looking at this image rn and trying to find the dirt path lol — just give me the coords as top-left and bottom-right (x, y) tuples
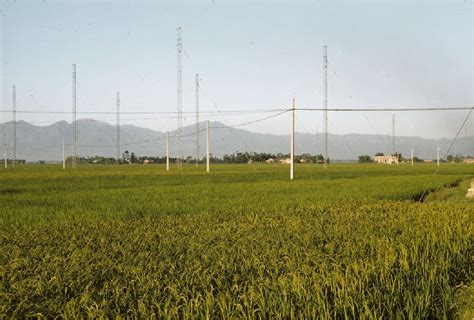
(466, 179), (474, 198)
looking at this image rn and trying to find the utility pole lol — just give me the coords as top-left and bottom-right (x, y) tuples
(323, 45), (328, 165)
(206, 120), (210, 173)
(166, 131), (170, 171)
(116, 91), (120, 164)
(3, 144), (7, 169)
(195, 73), (199, 167)
(290, 98), (295, 180)
(411, 148), (414, 166)
(12, 85), (16, 168)
(62, 139), (66, 169)
(437, 146), (440, 166)
(176, 27), (183, 170)
(72, 64), (77, 168)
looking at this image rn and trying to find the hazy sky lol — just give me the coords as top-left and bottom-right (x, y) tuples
(1, 0), (473, 139)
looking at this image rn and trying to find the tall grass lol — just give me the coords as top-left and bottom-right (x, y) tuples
(0, 164), (473, 318)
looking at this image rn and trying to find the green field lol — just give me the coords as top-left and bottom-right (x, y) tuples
(1, 164), (473, 318)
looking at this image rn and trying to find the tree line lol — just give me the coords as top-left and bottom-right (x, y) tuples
(69, 151), (328, 164)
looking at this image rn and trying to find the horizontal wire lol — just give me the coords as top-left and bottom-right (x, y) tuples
(1, 106), (472, 116)
(21, 144), (62, 151)
(7, 110), (285, 126)
(5, 107), (473, 150)
(12, 111), (288, 149)
(297, 107), (473, 112)
(76, 111), (288, 147)
(0, 108), (286, 115)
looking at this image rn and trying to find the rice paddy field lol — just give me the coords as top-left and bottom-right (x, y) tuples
(1, 163), (473, 319)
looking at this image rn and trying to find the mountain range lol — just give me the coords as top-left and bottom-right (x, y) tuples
(1, 120), (472, 161)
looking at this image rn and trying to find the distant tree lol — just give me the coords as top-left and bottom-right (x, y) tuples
(447, 154), (463, 163)
(358, 155), (373, 163)
(375, 152), (384, 156)
(122, 151), (130, 163)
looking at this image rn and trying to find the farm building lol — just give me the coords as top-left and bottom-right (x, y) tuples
(279, 158), (292, 164)
(463, 158), (474, 164)
(265, 158), (275, 163)
(374, 155), (399, 165)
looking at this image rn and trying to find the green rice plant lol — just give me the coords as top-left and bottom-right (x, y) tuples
(0, 164), (473, 318)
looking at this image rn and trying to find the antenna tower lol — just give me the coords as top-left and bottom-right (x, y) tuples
(12, 85), (16, 168)
(195, 73), (200, 166)
(177, 27), (183, 169)
(116, 91), (120, 163)
(72, 64), (77, 168)
(323, 45), (328, 164)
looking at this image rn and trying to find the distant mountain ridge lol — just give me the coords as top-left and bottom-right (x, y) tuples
(0, 120), (472, 161)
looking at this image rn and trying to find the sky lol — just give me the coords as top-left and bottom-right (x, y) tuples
(0, 0), (473, 140)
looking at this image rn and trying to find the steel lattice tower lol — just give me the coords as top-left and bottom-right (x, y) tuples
(12, 85), (16, 168)
(72, 64), (77, 168)
(195, 73), (199, 166)
(177, 27), (183, 169)
(116, 91), (120, 162)
(323, 46), (328, 164)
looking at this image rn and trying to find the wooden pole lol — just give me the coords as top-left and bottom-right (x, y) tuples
(166, 131), (170, 171)
(206, 120), (210, 173)
(62, 139), (66, 169)
(437, 147), (440, 166)
(291, 98), (295, 180)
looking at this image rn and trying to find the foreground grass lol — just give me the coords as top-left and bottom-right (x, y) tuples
(0, 163), (473, 318)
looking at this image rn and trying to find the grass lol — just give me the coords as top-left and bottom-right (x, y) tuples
(0, 163), (473, 318)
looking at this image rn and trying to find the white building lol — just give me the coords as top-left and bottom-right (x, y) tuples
(279, 158), (292, 164)
(374, 155), (399, 165)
